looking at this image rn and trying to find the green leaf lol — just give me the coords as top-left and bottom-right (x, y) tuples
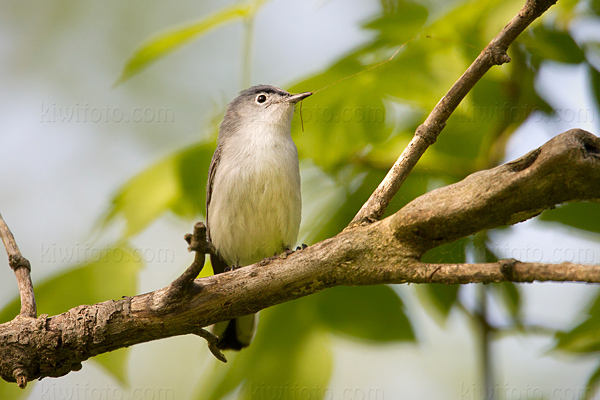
(116, 4), (250, 84)
(104, 142), (214, 237)
(305, 166), (429, 244)
(421, 237), (468, 264)
(307, 168), (385, 243)
(200, 298), (333, 400)
(589, 291), (600, 318)
(586, 362), (600, 398)
(0, 380), (29, 400)
(556, 316), (600, 353)
(94, 349), (130, 387)
(363, 0), (429, 44)
(0, 245), (143, 384)
(314, 285), (414, 342)
(419, 284), (460, 320)
(591, 0), (600, 15)
(590, 65), (600, 114)
(518, 24), (585, 68)
(292, 69), (390, 171)
(539, 202), (600, 234)
(491, 282), (521, 318)
(556, 291), (600, 353)
(419, 238), (468, 319)
(198, 256), (214, 278)
(290, 0), (548, 184)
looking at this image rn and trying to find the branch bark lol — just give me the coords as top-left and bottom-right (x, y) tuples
(0, 128), (598, 385)
(349, 0), (558, 227)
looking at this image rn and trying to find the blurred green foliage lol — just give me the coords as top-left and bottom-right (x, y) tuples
(116, 2), (266, 85)
(104, 142), (214, 237)
(540, 202), (600, 234)
(197, 285), (413, 400)
(3, 0), (600, 397)
(199, 298), (333, 400)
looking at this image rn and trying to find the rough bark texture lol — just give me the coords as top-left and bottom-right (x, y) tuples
(1, 128), (599, 385)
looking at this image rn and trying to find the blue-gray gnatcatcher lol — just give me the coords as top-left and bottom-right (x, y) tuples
(206, 84), (312, 350)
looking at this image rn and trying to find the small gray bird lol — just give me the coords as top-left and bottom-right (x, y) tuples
(206, 84), (312, 350)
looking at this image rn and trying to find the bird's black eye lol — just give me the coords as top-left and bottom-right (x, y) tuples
(256, 94), (267, 104)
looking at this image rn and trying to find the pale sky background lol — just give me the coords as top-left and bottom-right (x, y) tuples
(1, 0), (600, 399)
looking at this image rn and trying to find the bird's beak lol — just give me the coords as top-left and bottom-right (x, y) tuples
(286, 91), (312, 104)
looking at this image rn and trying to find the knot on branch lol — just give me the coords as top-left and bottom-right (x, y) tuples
(13, 368), (27, 389)
(484, 45), (511, 65)
(505, 148), (541, 172)
(522, 0), (557, 19)
(500, 259), (519, 281)
(580, 133), (600, 160)
(8, 254), (30, 272)
(486, 47), (511, 66)
(184, 221), (214, 254)
(415, 122), (443, 146)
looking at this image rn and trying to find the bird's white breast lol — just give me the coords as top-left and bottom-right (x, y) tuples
(208, 124), (301, 267)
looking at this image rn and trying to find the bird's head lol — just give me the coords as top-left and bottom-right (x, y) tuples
(220, 85), (312, 135)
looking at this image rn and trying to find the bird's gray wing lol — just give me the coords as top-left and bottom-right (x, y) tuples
(205, 143), (221, 233)
(206, 144), (229, 274)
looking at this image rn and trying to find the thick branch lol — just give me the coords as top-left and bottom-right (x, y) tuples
(349, 0), (558, 226)
(391, 129), (600, 254)
(0, 128), (598, 385)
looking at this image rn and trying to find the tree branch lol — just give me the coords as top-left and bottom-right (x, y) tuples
(422, 260), (600, 284)
(349, 0), (558, 227)
(0, 213), (36, 320)
(0, 128), (598, 385)
(0, 213), (36, 388)
(391, 129), (600, 253)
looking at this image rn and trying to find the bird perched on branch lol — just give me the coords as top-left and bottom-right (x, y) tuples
(206, 84), (312, 350)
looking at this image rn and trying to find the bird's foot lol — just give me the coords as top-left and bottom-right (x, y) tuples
(224, 265), (237, 272)
(279, 244), (307, 260)
(279, 248), (294, 259)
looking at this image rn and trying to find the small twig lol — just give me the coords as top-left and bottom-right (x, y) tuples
(0, 212), (36, 389)
(0, 213), (36, 319)
(477, 285), (495, 400)
(348, 0), (558, 227)
(195, 327), (227, 363)
(170, 222), (213, 291)
(419, 260), (600, 284)
(427, 265), (442, 282)
(164, 222), (228, 363)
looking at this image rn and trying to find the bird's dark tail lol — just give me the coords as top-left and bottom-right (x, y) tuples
(210, 252), (229, 275)
(210, 252), (257, 350)
(213, 314), (257, 350)
(215, 319), (247, 350)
